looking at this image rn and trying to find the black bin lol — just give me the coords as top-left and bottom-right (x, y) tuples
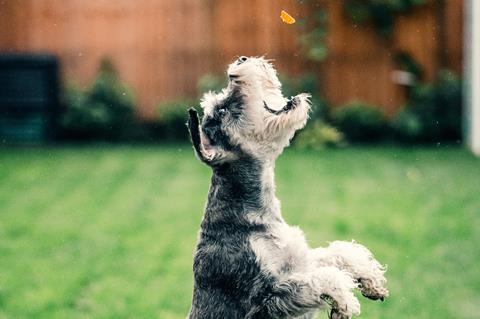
(0, 54), (60, 144)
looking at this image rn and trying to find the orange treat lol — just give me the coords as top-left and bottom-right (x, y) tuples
(280, 10), (296, 24)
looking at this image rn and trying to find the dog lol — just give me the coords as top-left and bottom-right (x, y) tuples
(187, 56), (388, 319)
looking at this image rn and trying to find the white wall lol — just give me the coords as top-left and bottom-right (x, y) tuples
(465, 0), (480, 156)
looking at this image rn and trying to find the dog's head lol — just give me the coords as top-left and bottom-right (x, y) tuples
(188, 56), (310, 166)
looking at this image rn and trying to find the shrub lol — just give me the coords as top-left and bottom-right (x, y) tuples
(156, 98), (197, 141)
(331, 102), (387, 143)
(392, 71), (462, 142)
(295, 120), (345, 150)
(61, 58), (136, 141)
(391, 108), (422, 142)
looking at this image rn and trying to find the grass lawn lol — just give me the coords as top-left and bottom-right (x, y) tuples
(0, 145), (479, 319)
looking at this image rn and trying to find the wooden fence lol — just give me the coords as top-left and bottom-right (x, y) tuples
(0, 0), (463, 118)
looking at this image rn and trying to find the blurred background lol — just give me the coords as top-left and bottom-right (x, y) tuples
(0, 1), (479, 318)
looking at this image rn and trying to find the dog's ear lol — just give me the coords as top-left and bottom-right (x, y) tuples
(187, 108), (235, 166)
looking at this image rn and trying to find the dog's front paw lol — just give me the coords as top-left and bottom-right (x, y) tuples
(323, 241), (389, 302)
(358, 277), (389, 301)
(315, 267), (361, 319)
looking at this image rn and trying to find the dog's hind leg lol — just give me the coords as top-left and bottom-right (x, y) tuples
(311, 241), (388, 301)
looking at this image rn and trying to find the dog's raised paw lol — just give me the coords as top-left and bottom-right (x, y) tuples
(358, 277), (389, 301)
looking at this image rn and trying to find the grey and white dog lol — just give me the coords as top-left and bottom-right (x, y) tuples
(187, 56), (388, 319)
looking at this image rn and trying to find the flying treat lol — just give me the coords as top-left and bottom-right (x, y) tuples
(280, 10), (296, 24)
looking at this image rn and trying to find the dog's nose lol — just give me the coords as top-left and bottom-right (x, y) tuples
(237, 56), (248, 64)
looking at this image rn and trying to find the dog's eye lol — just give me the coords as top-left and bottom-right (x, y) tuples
(217, 107), (227, 117)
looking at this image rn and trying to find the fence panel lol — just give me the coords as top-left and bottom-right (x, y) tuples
(0, 0), (463, 118)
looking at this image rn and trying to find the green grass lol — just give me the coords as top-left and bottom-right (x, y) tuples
(0, 145), (479, 319)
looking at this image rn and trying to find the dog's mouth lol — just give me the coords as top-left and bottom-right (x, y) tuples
(263, 96), (299, 115)
(228, 74), (245, 86)
(187, 108), (217, 163)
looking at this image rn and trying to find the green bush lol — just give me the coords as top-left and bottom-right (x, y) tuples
(295, 120), (345, 149)
(156, 99), (197, 141)
(331, 102), (387, 143)
(392, 71), (462, 142)
(391, 108), (422, 142)
(61, 58), (136, 141)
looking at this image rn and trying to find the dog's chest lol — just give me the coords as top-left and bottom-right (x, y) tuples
(250, 222), (311, 276)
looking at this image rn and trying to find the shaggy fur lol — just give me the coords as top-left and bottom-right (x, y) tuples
(187, 56), (388, 319)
